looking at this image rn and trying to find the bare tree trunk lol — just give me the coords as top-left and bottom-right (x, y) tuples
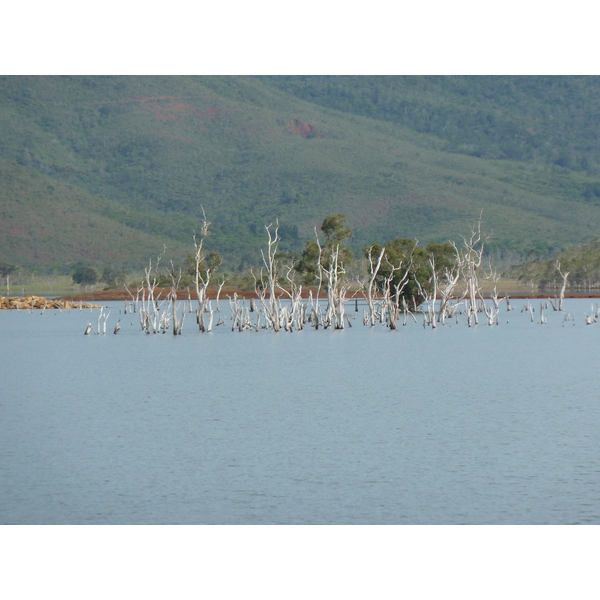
(167, 260), (183, 335)
(192, 210), (219, 332)
(362, 248), (412, 330)
(253, 222), (283, 331)
(320, 243), (350, 329)
(278, 263), (304, 330)
(362, 245), (386, 327)
(457, 214), (487, 327)
(485, 267), (501, 309)
(556, 261), (570, 312)
(414, 257), (437, 329)
(139, 253), (166, 333)
(437, 247), (461, 325)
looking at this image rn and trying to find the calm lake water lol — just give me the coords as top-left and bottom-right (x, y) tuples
(1, 298), (599, 524)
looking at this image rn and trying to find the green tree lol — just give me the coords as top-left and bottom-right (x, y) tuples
(320, 214), (352, 244)
(295, 214), (353, 285)
(100, 266), (128, 288)
(72, 266), (98, 286)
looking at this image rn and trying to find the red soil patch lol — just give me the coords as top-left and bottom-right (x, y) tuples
(286, 118), (318, 138)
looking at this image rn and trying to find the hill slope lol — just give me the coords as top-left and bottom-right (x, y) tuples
(2, 75), (600, 271)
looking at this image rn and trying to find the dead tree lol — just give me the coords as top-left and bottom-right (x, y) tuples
(555, 261), (570, 312)
(539, 302), (547, 325)
(139, 252), (167, 334)
(402, 296), (418, 326)
(320, 241), (351, 329)
(480, 300), (499, 326)
(362, 245), (386, 327)
(278, 262), (305, 331)
(362, 243), (413, 330)
(229, 294), (258, 332)
(167, 260), (185, 335)
(457, 215), (487, 327)
(303, 228), (352, 330)
(380, 258), (411, 330)
(436, 246), (461, 325)
(485, 266), (501, 309)
(307, 289), (323, 329)
(215, 279), (225, 313)
(415, 256), (437, 329)
(95, 307), (111, 334)
(307, 233), (325, 328)
(192, 211), (219, 332)
(253, 222), (283, 331)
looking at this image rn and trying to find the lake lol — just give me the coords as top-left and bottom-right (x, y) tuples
(1, 297), (599, 524)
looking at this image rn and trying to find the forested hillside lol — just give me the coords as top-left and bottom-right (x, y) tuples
(2, 75), (600, 273)
(263, 76), (600, 169)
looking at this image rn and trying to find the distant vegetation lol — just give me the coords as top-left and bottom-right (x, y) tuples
(71, 266), (98, 286)
(506, 238), (600, 291)
(262, 76), (600, 170)
(3, 75), (600, 277)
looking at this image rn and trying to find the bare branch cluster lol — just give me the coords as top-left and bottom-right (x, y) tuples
(89, 211), (594, 336)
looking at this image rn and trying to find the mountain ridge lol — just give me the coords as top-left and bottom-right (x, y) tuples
(2, 75), (600, 272)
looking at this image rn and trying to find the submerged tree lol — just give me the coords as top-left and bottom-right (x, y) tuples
(189, 210), (221, 332)
(253, 222), (285, 331)
(454, 215), (488, 326)
(295, 214), (353, 287)
(554, 260), (570, 311)
(364, 238), (456, 309)
(295, 214), (354, 329)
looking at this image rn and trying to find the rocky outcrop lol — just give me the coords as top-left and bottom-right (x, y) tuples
(0, 295), (102, 310)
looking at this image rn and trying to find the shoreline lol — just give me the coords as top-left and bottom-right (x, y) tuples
(3, 289), (599, 309)
(53, 288), (600, 303)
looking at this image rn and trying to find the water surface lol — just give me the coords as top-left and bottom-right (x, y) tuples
(1, 299), (599, 524)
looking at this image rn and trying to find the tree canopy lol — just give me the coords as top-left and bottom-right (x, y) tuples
(100, 266), (128, 288)
(72, 266), (98, 286)
(0, 262), (17, 278)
